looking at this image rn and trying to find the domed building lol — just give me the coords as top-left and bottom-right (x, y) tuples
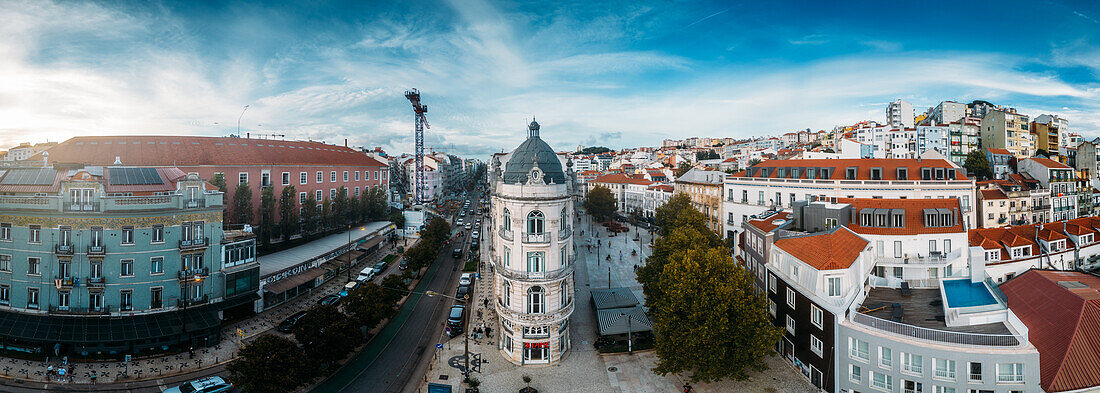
(488, 119), (575, 365)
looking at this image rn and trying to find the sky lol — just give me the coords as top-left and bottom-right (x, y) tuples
(1, 0), (1099, 159)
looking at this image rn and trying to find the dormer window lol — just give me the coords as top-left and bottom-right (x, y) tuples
(860, 213), (872, 227)
(921, 168), (932, 180)
(791, 168), (800, 178)
(986, 250), (1000, 261)
(870, 168), (882, 180)
(892, 213), (904, 227)
(806, 168), (816, 179)
(897, 167), (908, 180)
(935, 168), (945, 180)
(820, 168), (832, 179)
(846, 167), (858, 180)
(948, 170), (957, 180)
(777, 168), (786, 178)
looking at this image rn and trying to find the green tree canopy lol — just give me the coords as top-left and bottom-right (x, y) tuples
(389, 210), (406, 228)
(232, 182), (254, 225)
(695, 150), (719, 160)
(226, 334), (318, 393)
(259, 186), (276, 245)
(279, 185), (299, 240)
(344, 282), (399, 329)
(333, 187), (349, 226)
(650, 246), (783, 383)
(674, 162), (693, 177)
(210, 173), (227, 194)
(577, 146), (611, 154)
(583, 185), (618, 222)
(301, 195), (318, 235)
(292, 304), (363, 366)
(963, 149), (994, 180)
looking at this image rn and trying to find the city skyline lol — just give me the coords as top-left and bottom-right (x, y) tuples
(2, 0), (1099, 158)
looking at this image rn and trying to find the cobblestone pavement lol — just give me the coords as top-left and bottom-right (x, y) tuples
(0, 237), (413, 388)
(604, 350), (816, 393)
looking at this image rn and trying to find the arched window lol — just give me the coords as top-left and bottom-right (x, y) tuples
(502, 281), (511, 307)
(527, 252), (544, 273)
(527, 286), (545, 314)
(527, 210), (544, 234)
(503, 246), (511, 268)
(561, 207), (568, 230)
(502, 208), (511, 231)
(560, 281), (570, 306)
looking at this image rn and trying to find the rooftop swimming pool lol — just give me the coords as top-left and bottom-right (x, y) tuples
(942, 279), (998, 308)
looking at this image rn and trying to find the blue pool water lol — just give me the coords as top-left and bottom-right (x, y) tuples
(942, 279), (998, 308)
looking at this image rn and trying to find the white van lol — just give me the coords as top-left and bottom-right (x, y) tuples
(356, 266), (375, 283)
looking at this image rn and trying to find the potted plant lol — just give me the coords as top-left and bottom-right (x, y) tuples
(519, 375), (537, 393)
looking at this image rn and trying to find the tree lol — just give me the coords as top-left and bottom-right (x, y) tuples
(344, 282), (398, 329)
(279, 186), (299, 240)
(227, 334), (318, 393)
(695, 150), (719, 160)
(649, 245), (783, 383)
(963, 150), (994, 180)
(577, 146), (611, 154)
(293, 304), (364, 366)
(674, 162), (692, 178)
(583, 185), (618, 222)
(333, 187), (349, 226)
(210, 173), (227, 194)
(232, 182), (254, 225)
(321, 197), (332, 229)
(639, 194), (723, 310)
(259, 186), (276, 245)
(301, 195), (319, 235)
(747, 158), (762, 167)
(389, 210), (406, 229)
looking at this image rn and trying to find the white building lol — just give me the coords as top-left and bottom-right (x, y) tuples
(488, 120), (575, 365)
(927, 100), (966, 125)
(887, 99), (915, 129)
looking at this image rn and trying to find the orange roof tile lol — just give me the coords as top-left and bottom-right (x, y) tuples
(774, 227), (868, 271)
(1026, 157), (1072, 169)
(39, 136), (387, 168)
(980, 189), (1008, 200)
(987, 148), (1012, 155)
(746, 211), (792, 233)
(838, 198), (965, 236)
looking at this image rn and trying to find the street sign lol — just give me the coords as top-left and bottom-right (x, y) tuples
(236, 328), (245, 337)
(124, 355), (131, 362)
(436, 343), (443, 349)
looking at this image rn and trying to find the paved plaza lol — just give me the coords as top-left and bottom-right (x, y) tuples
(417, 216), (813, 393)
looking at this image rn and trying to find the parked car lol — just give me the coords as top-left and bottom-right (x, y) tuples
(399, 259), (408, 270)
(318, 294), (341, 306)
(465, 223), (472, 230)
(471, 231), (479, 239)
(339, 281), (358, 297)
(356, 266), (375, 283)
(452, 248), (463, 258)
(456, 285), (471, 301)
(459, 272), (474, 286)
(163, 376), (233, 393)
(470, 238), (479, 248)
(372, 261), (387, 274)
(446, 305), (466, 337)
(277, 311), (309, 333)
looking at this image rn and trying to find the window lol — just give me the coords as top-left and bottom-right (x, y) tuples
(894, 240), (903, 258)
(90, 292), (102, 311)
(785, 315), (795, 334)
(343, 171), (349, 181)
(316, 171), (323, 183)
(27, 257), (39, 275)
(354, 187), (360, 196)
(758, 191), (765, 205)
(810, 335), (823, 357)
(121, 290), (133, 311)
(0, 255), (8, 272)
(299, 192), (307, 205)
(501, 281), (511, 307)
(897, 167), (908, 180)
(811, 305), (823, 328)
(846, 167), (857, 180)
(28, 225), (40, 243)
(786, 288), (796, 308)
(527, 286), (545, 314)
(330, 171), (336, 182)
(997, 363), (1024, 384)
(315, 190), (322, 201)
(527, 210), (545, 234)
(0, 223), (9, 240)
(0, 285), (8, 304)
(934, 387), (955, 393)
(870, 371), (892, 391)
(903, 380), (924, 393)
(282, 172), (290, 185)
(239, 172), (248, 185)
(969, 362), (982, 382)
(151, 287), (163, 309)
(560, 281), (570, 306)
(769, 273), (777, 292)
(121, 227), (134, 245)
(827, 276), (841, 296)
(261, 172), (271, 187)
(850, 364), (863, 383)
(301, 172), (308, 185)
(526, 252), (544, 273)
(934, 358), (956, 381)
(902, 352), (923, 375)
(150, 257), (163, 274)
(354, 171), (360, 181)
(120, 259), (134, 277)
(330, 189), (336, 199)
(26, 288), (39, 309)
(880, 347), (892, 369)
(768, 299), (776, 316)
(365, 170), (371, 181)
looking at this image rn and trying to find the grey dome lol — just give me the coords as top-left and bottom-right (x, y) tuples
(502, 122), (565, 185)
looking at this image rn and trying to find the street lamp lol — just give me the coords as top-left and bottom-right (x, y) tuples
(619, 311), (632, 353)
(425, 290), (473, 383)
(237, 105), (250, 137)
(346, 224), (353, 281)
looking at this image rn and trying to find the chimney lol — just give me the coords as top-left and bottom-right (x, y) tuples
(246, 132), (250, 139)
(114, 156), (122, 165)
(345, 139), (348, 147)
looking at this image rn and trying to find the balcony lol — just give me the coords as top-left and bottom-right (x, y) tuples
(55, 244), (74, 256)
(63, 203), (100, 212)
(54, 276), (75, 288)
(184, 199), (206, 209)
(493, 258), (574, 281)
(1031, 204), (1050, 211)
(499, 228), (514, 241)
(878, 249), (963, 266)
(496, 298), (574, 326)
(558, 226), (571, 240)
(85, 277), (105, 289)
(177, 267), (209, 281)
(177, 295), (210, 308)
(49, 305), (110, 315)
(87, 245), (106, 256)
(522, 232), (550, 244)
(178, 237), (209, 250)
(0, 195), (59, 211)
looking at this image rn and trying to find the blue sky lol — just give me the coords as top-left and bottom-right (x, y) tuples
(1, 0), (1098, 158)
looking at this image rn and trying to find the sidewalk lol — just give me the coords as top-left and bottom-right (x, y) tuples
(0, 237), (410, 390)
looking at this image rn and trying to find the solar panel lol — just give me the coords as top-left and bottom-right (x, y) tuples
(0, 168), (57, 185)
(108, 168), (164, 185)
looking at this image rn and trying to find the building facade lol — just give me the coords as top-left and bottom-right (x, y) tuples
(981, 109), (1032, 159)
(489, 120), (575, 365)
(675, 168), (725, 236)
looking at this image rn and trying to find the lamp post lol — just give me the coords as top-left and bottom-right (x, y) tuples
(346, 224), (353, 281)
(425, 290), (472, 382)
(619, 311), (632, 353)
(237, 105), (250, 137)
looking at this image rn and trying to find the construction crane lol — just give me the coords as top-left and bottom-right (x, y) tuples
(405, 89), (429, 204)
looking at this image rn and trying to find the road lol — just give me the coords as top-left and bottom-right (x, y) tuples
(316, 190), (482, 393)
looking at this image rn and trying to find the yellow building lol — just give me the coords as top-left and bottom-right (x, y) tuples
(673, 168), (724, 234)
(981, 109), (1032, 159)
(1030, 121), (1060, 155)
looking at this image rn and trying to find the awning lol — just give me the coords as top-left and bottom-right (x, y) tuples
(597, 306), (653, 336)
(357, 236), (384, 250)
(262, 269), (325, 294)
(591, 287), (640, 310)
(0, 306), (219, 344)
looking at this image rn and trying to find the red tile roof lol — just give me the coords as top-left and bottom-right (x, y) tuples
(39, 136), (387, 167)
(590, 173), (652, 185)
(987, 148), (1012, 155)
(746, 211), (792, 233)
(738, 158), (968, 180)
(1001, 270), (1100, 392)
(838, 198), (965, 236)
(1026, 157), (1072, 169)
(774, 227), (868, 270)
(980, 189), (1008, 200)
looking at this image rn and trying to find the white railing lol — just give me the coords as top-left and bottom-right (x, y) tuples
(523, 232), (550, 244)
(492, 257), (573, 281)
(499, 228), (514, 241)
(850, 312), (1023, 347)
(497, 299), (574, 325)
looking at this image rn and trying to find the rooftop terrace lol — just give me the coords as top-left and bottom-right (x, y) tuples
(853, 287), (1023, 347)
